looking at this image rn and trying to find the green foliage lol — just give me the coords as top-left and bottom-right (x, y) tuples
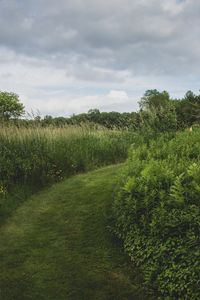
(0, 165), (150, 300)
(0, 91), (24, 120)
(0, 125), (137, 220)
(41, 110), (142, 130)
(112, 130), (200, 299)
(138, 89), (177, 133)
(175, 91), (200, 128)
(2, 88), (200, 134)
(0, 127), (135, 191)
(139, 89), (170, 111)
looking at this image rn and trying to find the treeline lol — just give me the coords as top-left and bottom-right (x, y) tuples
(26, 89), (200, 131)
(1, 89), (200, 132)
(41, 110), (140, 129)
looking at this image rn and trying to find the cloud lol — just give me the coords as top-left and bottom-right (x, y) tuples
(0, 0), (199, 115)
(26, 90), (135, 117)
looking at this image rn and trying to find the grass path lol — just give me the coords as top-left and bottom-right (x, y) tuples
(0, 165), (149, 300)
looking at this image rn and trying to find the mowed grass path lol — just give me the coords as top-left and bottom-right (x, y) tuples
(0, 165), (149, 300)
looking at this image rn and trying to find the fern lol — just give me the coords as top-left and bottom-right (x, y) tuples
(170, 174), (185, 205)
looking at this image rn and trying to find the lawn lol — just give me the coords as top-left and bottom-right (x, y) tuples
(0, 164), (149, 300)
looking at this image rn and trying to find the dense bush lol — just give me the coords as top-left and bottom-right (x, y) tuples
(112, 130), (200, 299)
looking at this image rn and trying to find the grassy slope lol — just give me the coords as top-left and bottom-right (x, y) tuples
(0, 165), (149, 300)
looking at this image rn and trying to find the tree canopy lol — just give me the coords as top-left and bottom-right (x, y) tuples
(138, 89), (170, 112)
(0, 91), (24, 120)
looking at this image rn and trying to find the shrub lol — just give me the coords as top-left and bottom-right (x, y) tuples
(112, 130), (200, 299)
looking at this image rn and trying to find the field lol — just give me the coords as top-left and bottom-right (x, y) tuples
(0, 125), (137, 223)
(0, 124), (200, 299)
(1, 0), (199, 297)
(0, 165), (150, 300)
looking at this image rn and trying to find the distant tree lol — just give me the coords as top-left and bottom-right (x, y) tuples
(138, 89), (177, 132)
(87, 109), (101, 123)
(175, 91), (200, 128)
(139, 89), (170, 112)
(0, 91), (24, 120)
(70, 113), (89, 125)
(88, 109), (100, 115)
(42, 115), (53, 126)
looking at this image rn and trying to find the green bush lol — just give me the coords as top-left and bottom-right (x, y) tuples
(112, 130), (200, 299)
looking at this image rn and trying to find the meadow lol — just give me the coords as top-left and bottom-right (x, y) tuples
(0, 124), (151, 300)
(0, 165), (150, 300)
(0, 124), (137, 222)
(1, 120), (200, 299)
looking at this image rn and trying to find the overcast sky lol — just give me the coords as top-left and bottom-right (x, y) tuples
(0, 0), (199, 116)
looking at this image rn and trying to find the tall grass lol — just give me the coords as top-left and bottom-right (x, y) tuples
(0, 124), (137, 222)
(0, 124), (136, 195)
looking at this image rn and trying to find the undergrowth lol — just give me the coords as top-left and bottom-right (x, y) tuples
(112, 130), (200, 299)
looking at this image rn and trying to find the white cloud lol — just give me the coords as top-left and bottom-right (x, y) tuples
(28, 90), (135, 117)
(161, 0), (187, 15)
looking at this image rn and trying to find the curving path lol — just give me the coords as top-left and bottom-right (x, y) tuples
(0, 165), (149, 300)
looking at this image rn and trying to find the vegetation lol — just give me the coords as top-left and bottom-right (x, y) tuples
(112, 130), (200, 299)
(1, 88), (200, 299)
(10, 89), (200, 133)
(0, 165), (150, 300)
(0, 91), (24, 120)
(0, 125), (137, 222)
(138, 89), (177, 132)
(0, 125), (136, 190)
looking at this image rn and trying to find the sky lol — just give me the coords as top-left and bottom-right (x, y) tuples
(0, 0), (200, 117)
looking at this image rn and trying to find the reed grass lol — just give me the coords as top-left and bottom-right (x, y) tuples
(0, 124), (136, 194)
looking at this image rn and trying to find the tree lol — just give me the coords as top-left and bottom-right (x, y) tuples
(175, 91), (200, 128)
(139, 89), (170, 112)
(0, 91), (24, 120)
(138, 89), (177, 132)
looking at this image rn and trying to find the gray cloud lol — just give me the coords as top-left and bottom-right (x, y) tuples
(0, 0), (199, 115)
